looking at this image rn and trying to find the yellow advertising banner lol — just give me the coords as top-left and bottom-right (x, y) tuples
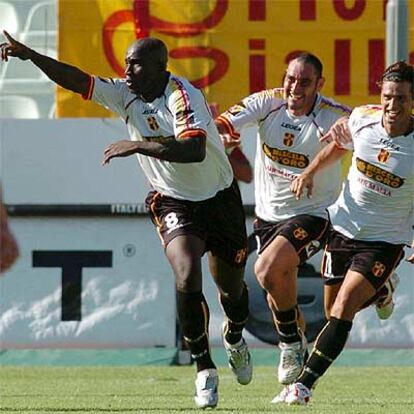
(57, 0), (414, 118)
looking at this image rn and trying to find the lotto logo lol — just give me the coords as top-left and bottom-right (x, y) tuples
(372, 261), (386, 277)
(293, 227), (308, 240)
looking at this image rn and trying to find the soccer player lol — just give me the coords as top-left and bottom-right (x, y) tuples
(0, 31), (252, 409)
(285, 61), (414, 405)
(215, 53), (351, 398)
(0, 187), (19, 273)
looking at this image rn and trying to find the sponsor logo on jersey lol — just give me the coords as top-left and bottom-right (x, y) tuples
(377, 148), (390, 163)
(293, 227), (308, 240)
(227, 101), (246, 116)
(263, 143), (309, 168)
(372, 261), (386, 277)
(146, 116), (160, 131)
(281, 122), (302, 131)
(283, 132), (295, 147)
(356, 157), (404, 188)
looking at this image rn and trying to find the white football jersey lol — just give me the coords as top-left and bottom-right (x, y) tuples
(217, 89), (351, 221)
(329, 106), (414, 245)
(85, 75), (233, 201)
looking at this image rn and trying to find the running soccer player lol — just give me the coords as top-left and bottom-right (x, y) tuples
(285, 60), (414, 405)
(215, 53), (351, 399)
(0, 32), (252, 409)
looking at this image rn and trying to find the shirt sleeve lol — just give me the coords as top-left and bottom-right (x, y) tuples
(216, 89), (278, 138)
(167, 79), (208, 141)
(83, 76), (128, 118)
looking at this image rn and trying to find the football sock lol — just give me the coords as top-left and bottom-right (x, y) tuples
(220, 282), (249, 345)
(176, 290), (216, 372)
(272, 305), (302, 344)
(298, 317), (352, 389)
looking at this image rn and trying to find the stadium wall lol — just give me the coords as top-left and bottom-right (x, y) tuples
(1, 119), (413, 349)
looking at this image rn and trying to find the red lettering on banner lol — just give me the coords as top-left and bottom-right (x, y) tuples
(249, 56), (266, 93)
(102, 10), (137, 77)
(368, 39), (384, 95)
(333, 0), (366, 20)
(133, 0), (228, 37)
(169, 47), (229, 88)
(249, 0), (266, 21)
(335, 40), (350, 95)
(102, 1), (229, 79)
(300, 0), (316, 20)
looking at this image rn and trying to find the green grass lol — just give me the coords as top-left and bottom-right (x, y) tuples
(0, 366), (413, 414)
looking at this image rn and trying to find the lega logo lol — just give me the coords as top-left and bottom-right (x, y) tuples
(372, 261), (386, 277)
(377, 148), (390, 163)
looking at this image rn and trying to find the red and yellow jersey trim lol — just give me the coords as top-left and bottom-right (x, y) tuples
(215, 115), (240, 139)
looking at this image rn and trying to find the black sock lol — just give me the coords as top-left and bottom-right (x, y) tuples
(176, 290), (216, 372)
(220, 283), (249, 345)
(298, 317), (352, 389)
(273, 305), (301, 344)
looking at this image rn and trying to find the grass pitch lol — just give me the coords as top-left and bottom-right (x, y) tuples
(1, 365), (413, 414)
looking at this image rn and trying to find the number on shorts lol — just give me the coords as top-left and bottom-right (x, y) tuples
(164, 212), (179, 229)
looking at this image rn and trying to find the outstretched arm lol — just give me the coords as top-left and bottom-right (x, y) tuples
(290, 142), (348, 200)
(1, 30), (90, 95)
(102, 136), (206, 165)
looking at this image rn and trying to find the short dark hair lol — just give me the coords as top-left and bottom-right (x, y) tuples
(135, 37), (168, 70)
(291, 53), (323, 78)
(377, 61), (414, 95)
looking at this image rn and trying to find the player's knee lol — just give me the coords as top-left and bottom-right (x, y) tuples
(255, 258), (277, 292)
(330, 292), (358, 320)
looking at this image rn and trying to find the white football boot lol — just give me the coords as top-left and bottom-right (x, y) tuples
(278, 333), (308, 385)
(271, 386), (289, 403)
(194, 368), (219, 409)
(375, 273), (400, 320)
(222, 322), (253, 385)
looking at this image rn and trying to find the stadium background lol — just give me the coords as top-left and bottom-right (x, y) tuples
(0, 0), (413, 356)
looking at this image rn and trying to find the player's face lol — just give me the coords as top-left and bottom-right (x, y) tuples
(284, 60), (324, 116)
(124, 46), (161, 97)
(381, 81), (413, 135)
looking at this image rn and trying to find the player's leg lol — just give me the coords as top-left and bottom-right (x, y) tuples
(285, 240), (405, 405)
(207, 180), (251, 385)
(146, 191), (217, 408)
(255, 235), (307, 386)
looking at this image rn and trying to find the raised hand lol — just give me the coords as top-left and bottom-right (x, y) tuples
(320, 116), (351, 146)
(0, 30), (33, 62)
(102, 140), (139, 165)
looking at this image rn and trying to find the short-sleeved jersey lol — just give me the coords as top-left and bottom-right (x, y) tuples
(85, 75), (233, 201)
(216, 89), (351, 221)
(329, 106), (414, 245)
